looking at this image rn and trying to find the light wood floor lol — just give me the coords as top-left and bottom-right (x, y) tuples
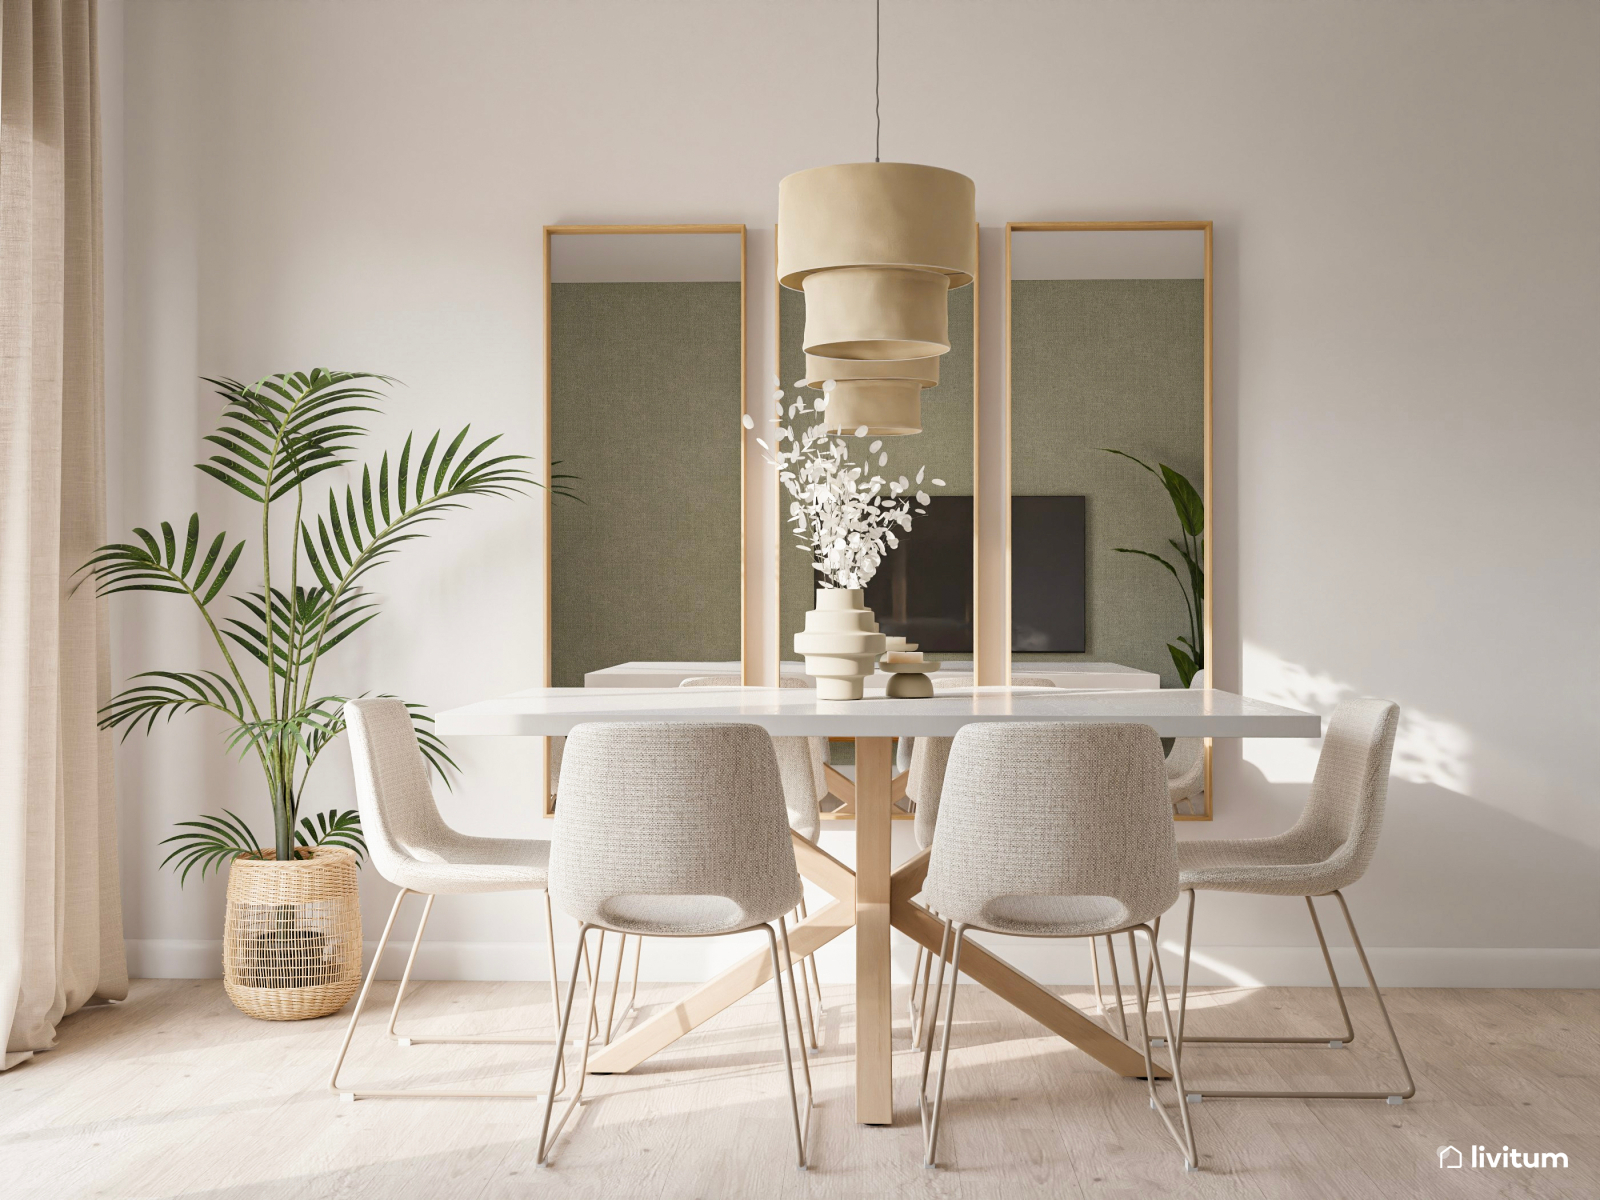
(3, 977), (1595, 1199)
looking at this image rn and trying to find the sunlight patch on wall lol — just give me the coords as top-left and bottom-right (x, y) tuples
(1242, 643), (1472, 795)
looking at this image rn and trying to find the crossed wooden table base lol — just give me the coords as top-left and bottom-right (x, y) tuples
(585, 738), (1154, 1125)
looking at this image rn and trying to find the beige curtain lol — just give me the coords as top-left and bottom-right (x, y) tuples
(0, 0), (126, 1070)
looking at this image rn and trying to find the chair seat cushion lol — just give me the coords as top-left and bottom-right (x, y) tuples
(387, 835), (551, 895)
(598, 893), (750, 936)
(973, 893), (1135, 938)
(1177, 836), (1344, 896)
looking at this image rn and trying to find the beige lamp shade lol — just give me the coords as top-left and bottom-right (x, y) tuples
(778, 162), (976, 360)
(806, 354), (939, 436)
(818, 379), (924, 437)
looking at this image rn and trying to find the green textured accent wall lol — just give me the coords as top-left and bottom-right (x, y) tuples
(1011, 278), (1204, 687)
(777, 286), (975, 660)
(550, 282), (742, 687)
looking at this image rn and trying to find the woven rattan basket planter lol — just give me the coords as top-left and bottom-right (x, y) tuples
(223, 846), (362, 1021)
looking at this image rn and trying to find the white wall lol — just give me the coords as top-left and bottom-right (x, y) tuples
(104, 0), (1599, 987)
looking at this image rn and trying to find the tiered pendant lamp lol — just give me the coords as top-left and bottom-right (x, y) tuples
(778, 161), (975, 435)
(806, 353), (939, 437)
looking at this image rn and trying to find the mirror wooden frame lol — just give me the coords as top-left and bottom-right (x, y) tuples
(541, 224), (749, 816)
(1003, 220), (1213, 819)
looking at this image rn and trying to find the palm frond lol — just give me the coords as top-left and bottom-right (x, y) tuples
(159, 809), (262, 886)
(549, 459), (584, 503)
(299, 426), (535, 609)
(99, 670), (248, 738)
(198, 370), (393, 502)
(295, 807), (367, 861)
(75, 513), (245, 606)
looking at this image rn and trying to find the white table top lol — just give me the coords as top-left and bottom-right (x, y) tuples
(436, 685), (1320, 740)
(583, 660), (1161, 690)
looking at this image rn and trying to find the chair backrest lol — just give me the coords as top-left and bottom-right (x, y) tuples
(922, 722), (1177, 932)
(343, 698), (452, 885)
(1288, 698), (1400, 888)
(911, 677), (1056, 848)
(550, 722), (803, 931)
(680, 675), (825, 841)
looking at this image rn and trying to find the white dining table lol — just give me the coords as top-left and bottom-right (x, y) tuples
(436, 684), (1320, 1125)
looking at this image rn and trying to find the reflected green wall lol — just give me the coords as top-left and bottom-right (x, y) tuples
(777, 286), (975, 661)
(1011, 278), (1204, 687)
(550, 282), (741, 687)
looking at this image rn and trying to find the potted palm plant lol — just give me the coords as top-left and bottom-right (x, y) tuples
(81, 370), (570, 1019)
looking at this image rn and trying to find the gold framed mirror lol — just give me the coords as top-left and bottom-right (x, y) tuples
(1005, 221), (1213, 818)
(541, 224), (748, 815)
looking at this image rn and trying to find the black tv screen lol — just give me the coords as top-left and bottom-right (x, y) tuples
(1011, 495), (1087, 653)
(863, 495), (1085, 653)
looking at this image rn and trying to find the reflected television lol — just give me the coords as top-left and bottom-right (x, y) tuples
(863, 495), (1086, 653)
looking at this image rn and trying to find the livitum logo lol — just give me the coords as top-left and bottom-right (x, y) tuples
(1437, 1144), (1570, 1170)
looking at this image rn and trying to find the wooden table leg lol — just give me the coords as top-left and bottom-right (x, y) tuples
(586, 834), (856, 1074)
(854, 736), (894, 1124)
(889, 848), (1164, 1079)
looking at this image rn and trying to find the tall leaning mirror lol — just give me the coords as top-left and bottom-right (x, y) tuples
(543, 225), (747, 814)
(1006, 222), (1212, 817)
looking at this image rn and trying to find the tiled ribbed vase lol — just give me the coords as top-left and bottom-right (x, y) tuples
(793, 588), (887, 700)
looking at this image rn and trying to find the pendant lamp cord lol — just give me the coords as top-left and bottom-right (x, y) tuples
(874, 0), (881, 162)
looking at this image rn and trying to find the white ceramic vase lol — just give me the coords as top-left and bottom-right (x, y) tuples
(793, 588), (887, 700)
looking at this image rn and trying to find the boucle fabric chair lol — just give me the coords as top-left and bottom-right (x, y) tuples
(329, 698), (564, 1101)
(917, 722), (1198, 1171)
(680, 675), (825, 843)
(1170, 697), (1415, 1104)
(904, 676), (1055, 1040)
(537, 722), (813, 1168)
(1166, 670), (1208, 816)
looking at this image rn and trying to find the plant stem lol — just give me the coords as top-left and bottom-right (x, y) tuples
(260, 390), (290, 862)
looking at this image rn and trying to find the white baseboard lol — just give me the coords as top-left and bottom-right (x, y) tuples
(125, 937), (1600, 989)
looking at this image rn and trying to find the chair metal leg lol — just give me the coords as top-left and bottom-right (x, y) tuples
(538, 926), (601, 1165)
(919, 917), (952, 1058)
(797, 895), (824, 1028)
(625, 931), (643, 1015)
(916, 918), (953, 1098)
(329, 887), (409, 1097)
(330, 887), (557, 1100)
(920, 922), (966, 1169)
(784, 913), (820, 1053)
(384, 892), (433, 1040)
(1090, 934), (1107, 1015)
(1104, 932), (1130, 1041)
(1177, 889), (1417, 1102)
(909, 905), (940, 1044)
(908, 942), (927, 1039)
(541, 923), (818, 1169)
(601, 932), (627, 1045)
(1131, 927), (1199, 1169)
(773, 922), (813, 1169)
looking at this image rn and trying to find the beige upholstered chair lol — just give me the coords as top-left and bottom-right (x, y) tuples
(917, 722), (1199, 1170)
(904, 676), (1056, 1039)
(537, 722), (813, 1169)
(330, 698), (567, 1100)
(1170, 697), (1415, 1104)
(680, 675), (825, 843)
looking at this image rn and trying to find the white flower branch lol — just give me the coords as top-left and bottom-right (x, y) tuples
(746, 382), (945, 590)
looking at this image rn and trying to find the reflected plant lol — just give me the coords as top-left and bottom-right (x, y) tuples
(750, 383), (943, 589)
(77, 370), (571, 878)
(1102, 448), (1204, 685)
